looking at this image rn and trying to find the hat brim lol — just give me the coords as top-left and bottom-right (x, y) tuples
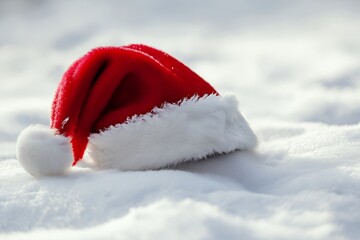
(87, 94), (258, 171)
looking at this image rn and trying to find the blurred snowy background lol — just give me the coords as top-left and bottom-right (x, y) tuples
(1, 0), (360, 239)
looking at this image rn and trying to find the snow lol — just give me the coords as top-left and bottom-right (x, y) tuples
(1, 0), (360, 239)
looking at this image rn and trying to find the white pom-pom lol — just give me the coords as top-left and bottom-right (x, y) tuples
(16, 124), (73, 177)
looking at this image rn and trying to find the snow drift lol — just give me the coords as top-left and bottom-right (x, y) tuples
(1, 0), (360, 239)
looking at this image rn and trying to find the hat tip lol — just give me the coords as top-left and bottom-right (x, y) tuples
(16, 124), (73, 177)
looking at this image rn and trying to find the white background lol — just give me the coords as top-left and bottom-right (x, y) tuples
(1, 0), (360, 239)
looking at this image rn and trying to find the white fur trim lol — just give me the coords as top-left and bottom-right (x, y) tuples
(88, 94), (258, 171)
(16, 125), (73, 177)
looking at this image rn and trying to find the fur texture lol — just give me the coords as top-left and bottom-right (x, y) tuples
(88, 94), (258, 171)
(16, 125), (73, 177)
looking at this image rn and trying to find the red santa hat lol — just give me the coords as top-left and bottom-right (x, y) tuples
(16, 44), (257, 177)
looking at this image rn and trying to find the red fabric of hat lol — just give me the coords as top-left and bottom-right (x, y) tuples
(51, 44), (217, 165)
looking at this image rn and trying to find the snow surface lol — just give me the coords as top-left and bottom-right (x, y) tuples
(1, 0), (360, 239)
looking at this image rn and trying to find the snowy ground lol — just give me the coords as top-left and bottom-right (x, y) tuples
(1, 0), (360, 239)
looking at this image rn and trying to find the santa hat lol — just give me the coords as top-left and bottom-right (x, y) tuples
(16, 44), (257, 177)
